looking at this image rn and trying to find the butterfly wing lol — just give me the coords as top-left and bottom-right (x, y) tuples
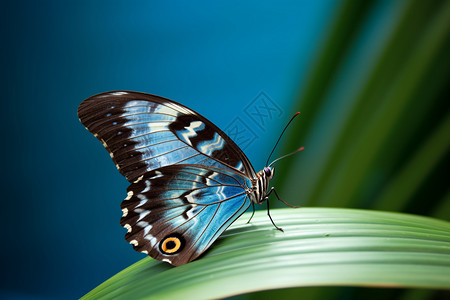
(77, 91), (256, 182)
(120, 164), (252, 266)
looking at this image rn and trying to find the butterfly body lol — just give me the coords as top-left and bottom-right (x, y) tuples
(250, 167), (275, 204)
(78, 91), (276, 266)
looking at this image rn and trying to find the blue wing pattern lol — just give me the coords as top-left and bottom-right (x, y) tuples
(120, 164), (252, 266)
(78, 91), (256, 182)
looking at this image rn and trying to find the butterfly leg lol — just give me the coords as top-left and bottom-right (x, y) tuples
(266, 187), (300, 208)
(246, 202), (255, 224)
(265, 195), (284, 232)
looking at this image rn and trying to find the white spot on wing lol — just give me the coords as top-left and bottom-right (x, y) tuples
(162, 258), (172, 264)
(111, 91), (128, 96)
(101, 139), (107, 148)
(185, 190), (197, 203)
(150, 174), (163, 179)
(205, 178), (216, 185)
(137, 221), (152, 235)
(130, 239), (138, 246)
(149, 170), (164, 180)
(141, 250), (148, 254)
(138, 211), (150, 221)
(186, 206), (198, 219)
(124, 224), (132, 233)
(181, 121), (204, 144)
(141, 180), (151, 193)
(137, 221), (149, 227)
(122, 208), (128, 217)
(144, 225), (152, 235)
(144, 235), (157, 247)
(137, 194), (148, 201)
(134, 175), (144, 183)
(136, 199), (148, 208)
(217, 186), (226, 200)
(125, 191), (134, 200)
(198, 132), (225, 155)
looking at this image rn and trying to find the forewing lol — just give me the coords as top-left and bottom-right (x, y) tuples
(120, 164), (252, 266)
(78, 91), (255, 182)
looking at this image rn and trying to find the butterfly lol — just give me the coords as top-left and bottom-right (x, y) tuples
(78, 91), (301, 266)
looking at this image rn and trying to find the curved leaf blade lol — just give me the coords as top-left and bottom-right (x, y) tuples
(83, 208), (450, 299)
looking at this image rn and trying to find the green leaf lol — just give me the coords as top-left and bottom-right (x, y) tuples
(82, 208), (450, 299)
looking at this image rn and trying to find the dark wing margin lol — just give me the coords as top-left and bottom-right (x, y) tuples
(78, 91), (256, 182)
(120, 164), (252, 266)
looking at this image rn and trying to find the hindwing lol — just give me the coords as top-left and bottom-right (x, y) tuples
(120, 164), (252, 266)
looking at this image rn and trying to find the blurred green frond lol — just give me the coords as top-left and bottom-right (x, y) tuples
(277, 0), (450, 218)
(266, 2), (450, 298)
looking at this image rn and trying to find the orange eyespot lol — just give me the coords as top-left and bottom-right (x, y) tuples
(161, 236), (183, 254)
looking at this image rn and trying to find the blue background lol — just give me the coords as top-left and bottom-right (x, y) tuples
(1, 1), (338, 298)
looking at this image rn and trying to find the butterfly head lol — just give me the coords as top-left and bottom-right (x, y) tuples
(263, 166), (274, 180)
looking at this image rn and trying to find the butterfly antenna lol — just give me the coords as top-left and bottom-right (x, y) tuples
(269, 147), (304, 167)
(265, 112), (301, 167)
